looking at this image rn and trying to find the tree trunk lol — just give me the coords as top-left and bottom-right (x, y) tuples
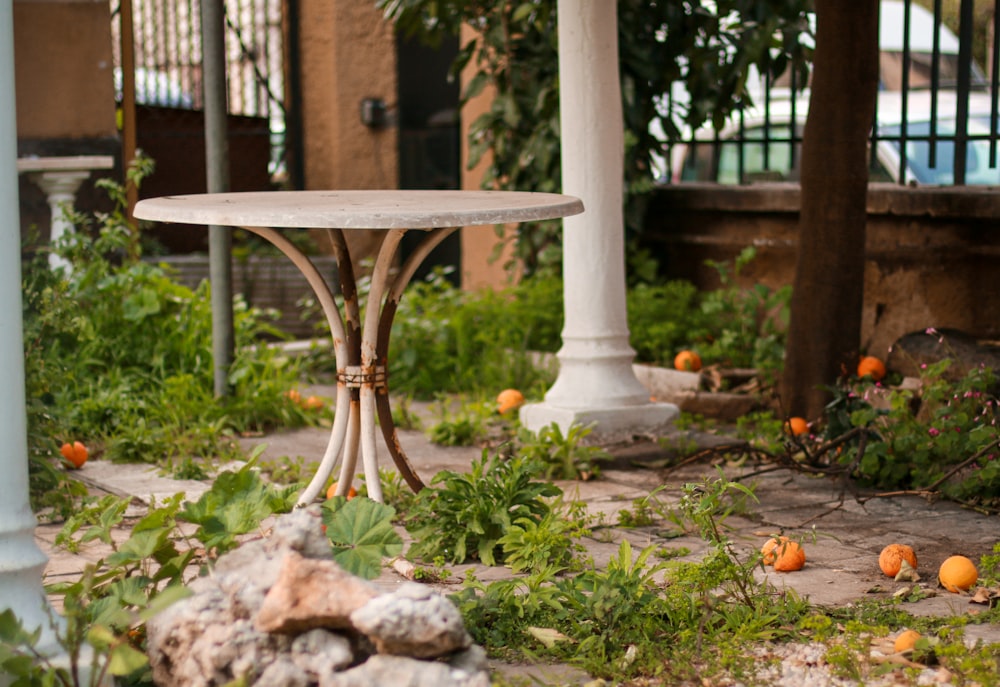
(780, 0), (880, 419)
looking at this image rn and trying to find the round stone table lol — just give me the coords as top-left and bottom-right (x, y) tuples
(133, 190), (584, 504)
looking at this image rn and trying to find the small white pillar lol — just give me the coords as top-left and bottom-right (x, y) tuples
(17, 156), (113, 270)
(520, 0), (677, 440)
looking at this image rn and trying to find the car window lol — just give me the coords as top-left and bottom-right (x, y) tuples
(681, 124), (896, 184)
(880, 120), (1000, 185)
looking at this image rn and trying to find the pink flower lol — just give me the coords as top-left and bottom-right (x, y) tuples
(928, 428), (941, 437)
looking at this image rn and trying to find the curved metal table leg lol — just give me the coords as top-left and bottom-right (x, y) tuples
(374, 227), (459, 492)
(238, 226), (353, 508)
(326, 228), (364, 499)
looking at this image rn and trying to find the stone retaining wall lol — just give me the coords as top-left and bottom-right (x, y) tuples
(643, 183), (1000, 357)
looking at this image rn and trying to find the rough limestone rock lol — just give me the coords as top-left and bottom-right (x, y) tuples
(887, 329), (1000, 383)
(147, 591), (293, 687)
(350, 582), (472, 658)
(323, 654), (490, 687)
(290, 630), (354, 676)
(255, 657), (312, 687)
(255, 550), (379, 633)
(146, 507), (489, 687)
(210, 507), (332, 618)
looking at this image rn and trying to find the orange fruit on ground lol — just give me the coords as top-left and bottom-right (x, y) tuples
(857, 356), (886, 381)
(285, 389), (302, 404)
(785, 417), (809, 436)
(496, 388), (526, 414)
(760, 536), (790, 566)
(302, 395), (325, 410)
(772, 540), (806, 572)
(674, 350), (702, 372)
(59, 441), (88, 469)
(894, 629), (922, 653)
(938, 555), (978, 593)
(326, 482), (358, 500)
(879, 543), (918, 577)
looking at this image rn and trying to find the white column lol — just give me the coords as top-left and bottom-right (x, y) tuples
(520, 0), (677, 440)
(1, 5), (103, 682)
(0, 0), (59, 651)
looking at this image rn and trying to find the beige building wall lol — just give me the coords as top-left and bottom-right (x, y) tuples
(14, 0), (117, 140)
(14, 0), (119, 243)
(458, 23), (518, 290)
(298, 1), (398, 257)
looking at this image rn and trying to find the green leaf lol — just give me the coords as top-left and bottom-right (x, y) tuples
(108, 642), (149, 676)
(122, 287), (162, 322)
(322, 498), (403, 579)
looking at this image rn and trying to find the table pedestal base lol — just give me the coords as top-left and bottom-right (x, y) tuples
(239, 224), (457, 505)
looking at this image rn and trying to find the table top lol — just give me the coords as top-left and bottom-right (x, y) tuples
(133, 190), (584, 229)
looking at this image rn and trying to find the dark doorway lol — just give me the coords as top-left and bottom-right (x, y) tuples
(396, 32), (462, 286)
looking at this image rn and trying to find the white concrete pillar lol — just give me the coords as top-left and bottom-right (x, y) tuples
(1, 5), (104, 682)
(0, 0), (60, 654)
(520, 0), (677, 440)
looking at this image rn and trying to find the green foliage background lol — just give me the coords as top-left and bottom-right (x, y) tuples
(377, 0), (813, 273)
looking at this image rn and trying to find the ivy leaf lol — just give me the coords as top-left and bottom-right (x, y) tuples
(321, 498), (403, 580)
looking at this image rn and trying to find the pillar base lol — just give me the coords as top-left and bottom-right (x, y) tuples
(520, 400), (679, 444)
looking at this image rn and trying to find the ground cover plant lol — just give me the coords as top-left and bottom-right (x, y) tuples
(1, 459), (402, 685)
(386, 247), (790, 401)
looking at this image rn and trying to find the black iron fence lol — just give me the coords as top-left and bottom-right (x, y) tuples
(668, 0), (1000, 187)
(110, 0), (286, 176)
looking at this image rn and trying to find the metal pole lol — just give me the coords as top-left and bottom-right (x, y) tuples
(120, 0), (138, 221)
(201, 0), (235, 397)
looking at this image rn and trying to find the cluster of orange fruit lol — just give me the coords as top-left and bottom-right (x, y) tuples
(760, 539), (981, 594)
(879, 544), (980, 655)
(285, 389), (325, 411)
(780, 356), (889, 439)
(878, 543), (979, 592)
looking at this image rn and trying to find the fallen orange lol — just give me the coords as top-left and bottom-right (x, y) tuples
(302, 395), (325, 410)
(760, 536), (790, 565)
(497, 388), (526, 415)
(894, 629), (921, 653)
(59, 441), (88, 469)
(878, 543), (918, 578)
(785, 417), (809, 436)
(674, 350), (702, 372)
(773, 540), (806, 572)
(326, 482), (358, 500)
(857, 356), (886, 381)
(938, 555), (977, 593)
